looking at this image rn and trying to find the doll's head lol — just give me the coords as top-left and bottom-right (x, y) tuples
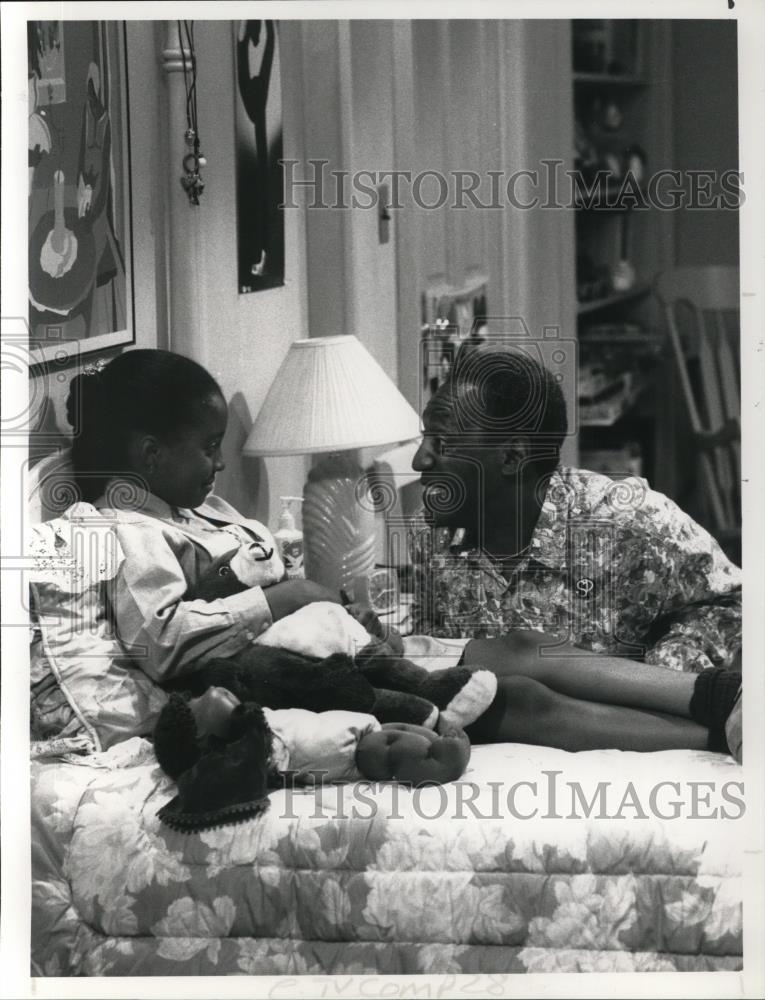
(154, 687), (275, 832)
(153, 687), (272, 780)
(67, 349), (227, 509)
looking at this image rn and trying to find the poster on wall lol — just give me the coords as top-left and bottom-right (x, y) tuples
(27, 20), (135, 366)
(234, 20), (285, 294)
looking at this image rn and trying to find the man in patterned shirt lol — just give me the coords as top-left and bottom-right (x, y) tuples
(407, 344), (742, 754)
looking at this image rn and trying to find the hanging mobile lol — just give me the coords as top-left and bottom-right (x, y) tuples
(178, 21), (206, 205)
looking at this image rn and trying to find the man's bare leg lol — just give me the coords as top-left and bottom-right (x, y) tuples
(462, 633), (705, 718)
(465, 675), (709, 752)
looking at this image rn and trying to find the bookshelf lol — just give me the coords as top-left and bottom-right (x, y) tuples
(572, 72), (646, 87)
(571, 19), (675, 492)
(576, 285), (651, 316)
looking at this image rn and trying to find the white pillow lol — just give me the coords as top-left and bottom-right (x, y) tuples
(255, 601), (372, 659)
(28, 503), (167, 751)
(27, 447), (76, 523)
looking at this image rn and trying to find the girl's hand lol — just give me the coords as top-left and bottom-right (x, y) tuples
(340, 591), (404, 652)
(339, 588), (384, 635)
(343, 601), (386, 639)
(264, 579), (341, 621)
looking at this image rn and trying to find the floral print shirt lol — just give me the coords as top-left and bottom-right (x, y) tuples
(410, 466), (742, 672)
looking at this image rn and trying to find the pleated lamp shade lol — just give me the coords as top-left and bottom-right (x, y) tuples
(243, 336), (421, 456)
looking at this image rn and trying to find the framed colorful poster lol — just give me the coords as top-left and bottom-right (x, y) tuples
(27, 20), (135, 366)
(234, 19), (285, 293)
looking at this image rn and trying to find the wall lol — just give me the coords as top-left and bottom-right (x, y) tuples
(297, 20), (399, 381)
(177, 21), (309, 523)
(672, 20), (739, 266)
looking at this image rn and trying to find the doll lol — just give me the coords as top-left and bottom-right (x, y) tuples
(153, 687), (472, 832)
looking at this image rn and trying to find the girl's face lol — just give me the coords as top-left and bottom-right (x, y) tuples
(149, 392), (228, 509)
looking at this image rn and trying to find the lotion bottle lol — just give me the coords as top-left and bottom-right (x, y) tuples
(274, 496), (304, 579)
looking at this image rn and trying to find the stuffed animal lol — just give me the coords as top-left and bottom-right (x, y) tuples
(173, 549), (497, 731)
(153, 689), (472, 832)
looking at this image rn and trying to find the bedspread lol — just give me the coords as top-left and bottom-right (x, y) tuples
(32, 737), (743, 976)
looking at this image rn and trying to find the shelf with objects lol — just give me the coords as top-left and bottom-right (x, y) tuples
(571, 18), (674, 492)
(576, 284), (651, 316)
(572, 18), (644, 84)
(572, 73), (647, 88)
(577, 320), (666, 481)
(419, 272), (490, 402)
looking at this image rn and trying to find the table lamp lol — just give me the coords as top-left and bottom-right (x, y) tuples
(243, 335), (421, 598)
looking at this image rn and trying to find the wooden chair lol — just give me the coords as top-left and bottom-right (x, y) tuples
(654, 266), (740, 556)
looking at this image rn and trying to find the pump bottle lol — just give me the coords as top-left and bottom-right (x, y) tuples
(274, 496), (304, 579)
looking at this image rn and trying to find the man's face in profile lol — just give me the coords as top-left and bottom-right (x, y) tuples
(412, 387), (507, 543)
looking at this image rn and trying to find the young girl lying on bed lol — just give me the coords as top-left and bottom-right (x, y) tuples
(66, 349), (741, 759)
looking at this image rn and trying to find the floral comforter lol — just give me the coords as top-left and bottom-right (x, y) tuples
(32, 736), (743, 976)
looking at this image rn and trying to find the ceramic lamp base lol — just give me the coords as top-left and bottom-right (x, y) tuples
(302, 452), (376, 599)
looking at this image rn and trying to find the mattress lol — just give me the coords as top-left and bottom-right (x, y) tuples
(32, 736), (743, 976)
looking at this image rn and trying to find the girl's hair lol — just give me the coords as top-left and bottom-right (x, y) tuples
(67, 349), (223, 502)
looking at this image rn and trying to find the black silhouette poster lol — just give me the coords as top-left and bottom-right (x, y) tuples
(234, 20), (285, 294)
